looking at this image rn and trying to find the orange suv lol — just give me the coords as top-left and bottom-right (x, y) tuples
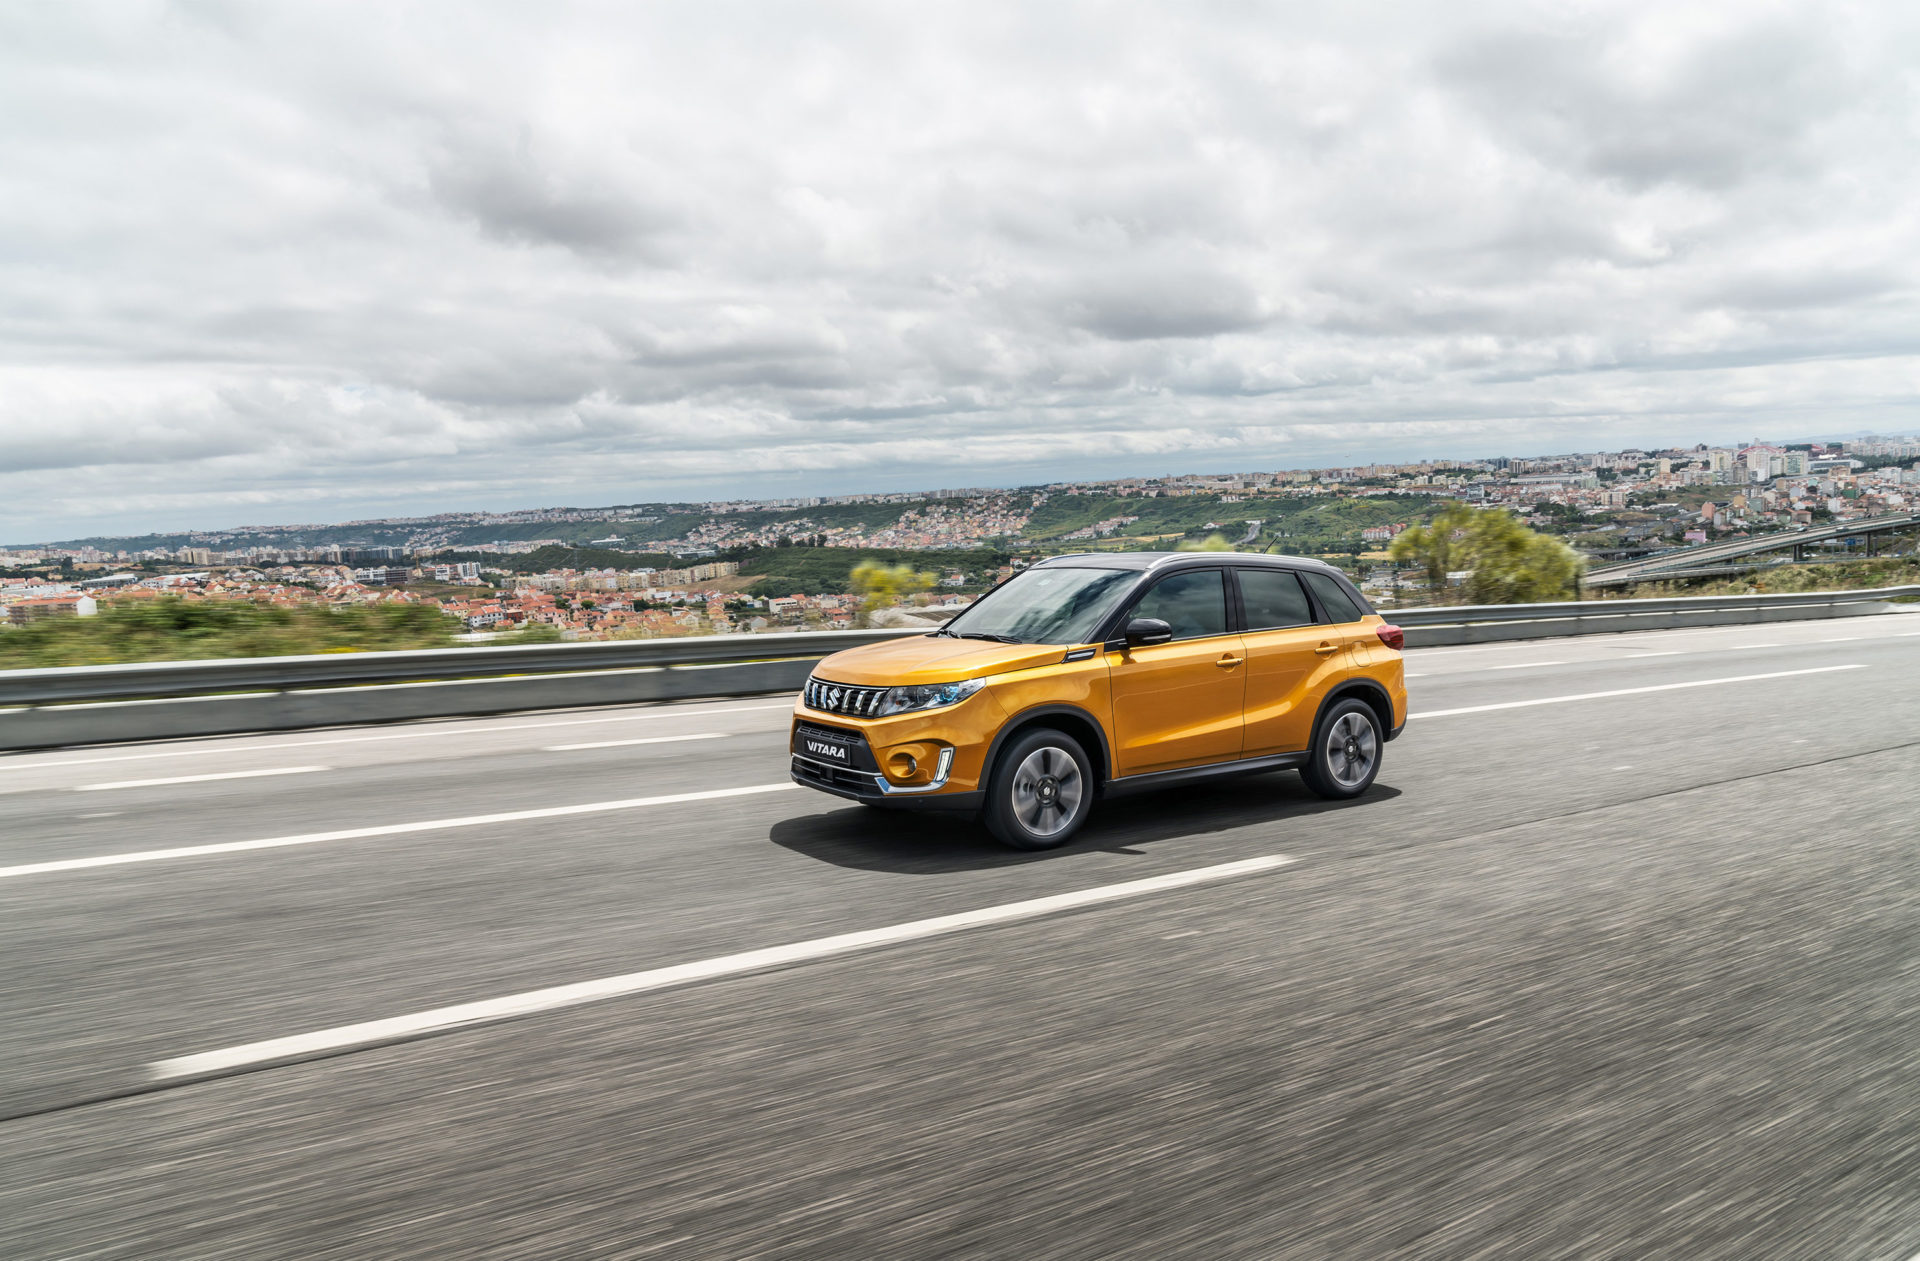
(790, 553), (1406, 849)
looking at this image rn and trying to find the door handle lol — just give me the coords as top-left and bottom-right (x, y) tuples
(1314, 642), (1340, 656)
(1216, 653), (1242, 669)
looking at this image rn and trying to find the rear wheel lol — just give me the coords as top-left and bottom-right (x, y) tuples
(984, 728), (1093, 850)
(1299, 698), (1383, 800)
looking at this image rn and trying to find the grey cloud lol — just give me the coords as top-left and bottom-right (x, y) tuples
(2, 1), (1918, 540)
(1436, 17), (1855, 192)
(427, 136), (680, 260)
(1054, 268), (1269, 341)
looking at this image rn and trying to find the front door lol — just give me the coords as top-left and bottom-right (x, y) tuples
(1238, 567), (1351, 756)
(1106, 568), (1246, 775)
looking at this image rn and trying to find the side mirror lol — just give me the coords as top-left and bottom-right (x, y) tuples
(1124, 617), (1174, 647)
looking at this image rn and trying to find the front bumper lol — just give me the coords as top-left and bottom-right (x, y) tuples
(789, 717), (985, 811)
(790, 750), (984, 812)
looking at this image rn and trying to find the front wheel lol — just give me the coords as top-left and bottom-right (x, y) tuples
(1299, 698), (1383, 800)
(984, 729), (1094, 850)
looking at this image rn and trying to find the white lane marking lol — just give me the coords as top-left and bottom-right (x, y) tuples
(0, 783), (799, 880)
(1487, 661), (1564, 670)
(1622, 651), (1682, 658)
(148, 855), (1295, 1081)
(73, 766), (329, 793)
(0, 702), (796, 773)
(1727, 643), (1778, 649)
(1411, 665), (1865, 719)
(1410, 616), (1918, 658)
(1818, 636), (1861, 643)
(546, 733), (727, 752)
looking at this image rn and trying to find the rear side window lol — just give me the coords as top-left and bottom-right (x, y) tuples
(1129, 569), (1228, 640)
(1302, 571), (1366, 624)
(1238, 569), (1315, 630)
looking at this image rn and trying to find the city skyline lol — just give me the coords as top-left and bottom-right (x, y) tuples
(11, 426), (1904, 548)
(12, 430), (1915, 554)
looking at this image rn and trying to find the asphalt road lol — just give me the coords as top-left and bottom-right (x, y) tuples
(3, 613), (1918, 1259)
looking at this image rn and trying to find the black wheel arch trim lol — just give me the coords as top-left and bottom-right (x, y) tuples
(981, 702), (1115, 791)
(1317, 679), (1401, 742)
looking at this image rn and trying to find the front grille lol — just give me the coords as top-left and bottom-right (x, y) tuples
(791, 756), (877, 795)
(804, 677), (890, 717)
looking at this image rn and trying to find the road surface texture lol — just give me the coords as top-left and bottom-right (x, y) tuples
(3, 613), (1918, 1259)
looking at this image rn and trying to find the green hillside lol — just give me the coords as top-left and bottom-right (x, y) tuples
(728, 546), (1010, 597)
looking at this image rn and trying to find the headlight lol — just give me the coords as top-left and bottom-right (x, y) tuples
(877, 677), (985, 716)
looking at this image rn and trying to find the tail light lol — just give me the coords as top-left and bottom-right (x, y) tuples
(1375, 623), (1405, 651)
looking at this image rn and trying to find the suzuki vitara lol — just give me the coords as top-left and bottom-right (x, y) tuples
(790, 553), (1406, 849)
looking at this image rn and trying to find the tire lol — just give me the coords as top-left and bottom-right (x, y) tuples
(1299, 697), (1384, 800)
(983, 728), (1094, 850)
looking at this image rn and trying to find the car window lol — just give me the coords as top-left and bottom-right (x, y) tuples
(1302, 570), (1366, 624)
(1128, 569), (1227, 640)
(1238, 569), (1314, 630)
(937, 566), (1136, 644)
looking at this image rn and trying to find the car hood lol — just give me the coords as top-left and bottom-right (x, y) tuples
(810, 635), (1075, 687)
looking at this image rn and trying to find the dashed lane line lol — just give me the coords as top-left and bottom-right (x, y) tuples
(73, 766), (329, 792)
(0, 783), (799, 880)
(546, 733), (728, 751)
(146, 856), (1295, 1083)
(0, 702), (796, 773)
(1410, 664), (1865, 719)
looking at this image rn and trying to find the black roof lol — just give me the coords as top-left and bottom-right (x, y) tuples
(1030, 551), (1338, 573)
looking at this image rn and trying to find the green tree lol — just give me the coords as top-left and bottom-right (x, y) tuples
(849, 561), (935, 625)
(1390, 504), (1584, 604)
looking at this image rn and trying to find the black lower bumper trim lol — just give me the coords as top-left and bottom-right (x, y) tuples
(789, 759), (982, 813)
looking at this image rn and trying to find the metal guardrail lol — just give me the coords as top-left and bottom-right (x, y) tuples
(0, 587), (1912, 751)
(0, 627), (921, 707)
(1385, 585), (1920, 627)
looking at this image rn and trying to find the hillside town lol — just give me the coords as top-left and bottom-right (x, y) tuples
(5, 436), (1918, 639)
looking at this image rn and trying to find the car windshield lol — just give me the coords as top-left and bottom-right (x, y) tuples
(938, 567), (1137, 645)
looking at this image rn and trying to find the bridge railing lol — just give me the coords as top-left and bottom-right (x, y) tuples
(1586, 510), (1920, 582)
(0, 586), (1914, 750)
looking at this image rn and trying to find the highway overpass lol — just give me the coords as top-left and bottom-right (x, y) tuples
(3, 611), (1917, 1258)
(1585, 509), (1920, 587)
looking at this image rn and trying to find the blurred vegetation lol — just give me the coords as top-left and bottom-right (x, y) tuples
(849, 561), (937, 626)
(1177, 533), (1236, 552)
(0, 598), (468, 669)
(1390, 504), (1585, 604)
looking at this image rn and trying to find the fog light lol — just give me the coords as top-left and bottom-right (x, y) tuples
(889, 752), (918, 778)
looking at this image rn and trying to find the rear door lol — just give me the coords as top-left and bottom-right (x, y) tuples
(1299, 569), (1377, 661)
(1236, 567), (1351, 757)
(1105, 568), (1246, 775)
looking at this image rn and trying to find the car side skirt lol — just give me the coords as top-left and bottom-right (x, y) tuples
(1102, 750), (1310, 799)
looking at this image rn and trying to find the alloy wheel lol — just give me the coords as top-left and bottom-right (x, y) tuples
(1010, 746), (1084, 837)
(1325, 711), (1378, 789)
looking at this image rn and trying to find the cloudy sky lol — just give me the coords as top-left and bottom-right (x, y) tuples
(4, 0), (1918, 541)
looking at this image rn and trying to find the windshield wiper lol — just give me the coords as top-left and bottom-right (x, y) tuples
(956, 632), (1022, 643)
